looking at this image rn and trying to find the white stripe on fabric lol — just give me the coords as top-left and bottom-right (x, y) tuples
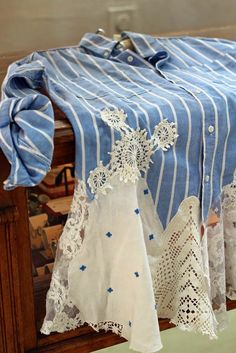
(25, 164), (47, 175)
(169, 72), (219, 210)
(18, 139), (49, 161)
(155, 38), (189, 68)
(166, 39), (201, 66)
(47, 78), (87, 181)
(35, 110), (54, 124)
(59, 49), (140, 132)
(65, 48), (143, 129)
(49, 50), (115, 156)
(175, 39), (213, 63)
(45, 52), (87, 180)
(0, 130), (12, 152)
(84, 53), (152, 131)
(15, 117), (53, 147)
(192, 67), (231, 191)
(13, 157), (19, 186)
(135, 33), (156, 54)
(103, 60), (179, 224)
(127, 64), (192, 200)
(80, 37), (112, 52)
(39, 101), (51, 112)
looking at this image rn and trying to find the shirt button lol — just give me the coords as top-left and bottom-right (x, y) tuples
(194, 88), (202, 94)
(127, 55), (134, 63)
(208, 125), (215, 134)
(205, 175), (210, 183)
(103, 50), (110, 58)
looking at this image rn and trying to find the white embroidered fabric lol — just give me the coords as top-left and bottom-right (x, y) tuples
(40, 108), (236, 353)
(222, 181), (236, 300)
(152, 197), (218, 338)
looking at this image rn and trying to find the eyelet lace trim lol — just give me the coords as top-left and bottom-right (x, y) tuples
(152, 197), (218, 338)
(88, 108), (178, 195)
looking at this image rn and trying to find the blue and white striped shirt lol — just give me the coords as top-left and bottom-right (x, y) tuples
(1, 32), (236, 228)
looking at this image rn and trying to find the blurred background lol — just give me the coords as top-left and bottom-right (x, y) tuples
(0, 0), (236, 55)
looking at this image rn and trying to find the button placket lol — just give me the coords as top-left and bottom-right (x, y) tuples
(201, 118), (216, 221)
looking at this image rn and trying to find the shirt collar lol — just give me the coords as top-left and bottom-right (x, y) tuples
(78, 32), (169, 67)
(79, 33), (119, 58)
(121, 31), (167, 59)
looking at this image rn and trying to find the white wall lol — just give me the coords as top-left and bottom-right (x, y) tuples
(0, 0), (236, 54)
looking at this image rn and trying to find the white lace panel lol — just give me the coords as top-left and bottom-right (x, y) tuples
(67, 175), (163, 353)
(206, 219), (227, 330)
(40, 180), (88, 334)
(152, 196), (218, 338)
(222, 181), (236, 300)
(40, 181), (236, 346)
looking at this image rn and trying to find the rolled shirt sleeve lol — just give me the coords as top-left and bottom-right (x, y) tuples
(0, 60), (54, 190)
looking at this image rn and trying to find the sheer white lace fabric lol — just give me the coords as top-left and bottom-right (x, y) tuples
(40, 175), (236, 352)
(41, 181), (87, 334)
(222, 181), (236, 300)
(40, 108), (236, 352)
(41, 176), (164, 353)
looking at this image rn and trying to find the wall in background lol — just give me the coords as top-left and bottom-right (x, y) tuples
(0, 0), (236, 54)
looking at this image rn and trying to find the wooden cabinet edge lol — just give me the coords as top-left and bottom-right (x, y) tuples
(0, 153), (37, 352)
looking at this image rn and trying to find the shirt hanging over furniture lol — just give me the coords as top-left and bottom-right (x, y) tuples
(1, 32), (236, 353)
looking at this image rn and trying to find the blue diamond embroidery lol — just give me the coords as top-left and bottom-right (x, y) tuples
(80, 265), (87, 271)
(129, 321), (132, 327)
(149, 234), (155, 240)
(134, 272), (140, 277)
(144, 189), (149, 195)
(106, 231), (112, 238)
(134, 208), (140, 215)
(107, 287), (113, 293)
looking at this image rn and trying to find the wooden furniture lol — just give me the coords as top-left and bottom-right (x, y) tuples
(1, 29), (236, 353)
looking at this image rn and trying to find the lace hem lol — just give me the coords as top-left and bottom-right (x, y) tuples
(40, 180), (88, 334)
